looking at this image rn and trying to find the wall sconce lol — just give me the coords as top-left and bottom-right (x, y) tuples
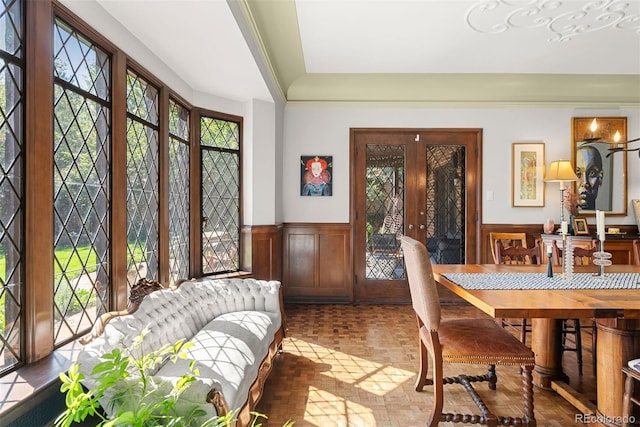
(544, 160), (579, 223)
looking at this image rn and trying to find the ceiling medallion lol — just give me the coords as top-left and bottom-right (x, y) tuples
(465, 0), (640, 42)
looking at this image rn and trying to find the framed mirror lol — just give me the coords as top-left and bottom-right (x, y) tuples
(571, 117), (627, 216)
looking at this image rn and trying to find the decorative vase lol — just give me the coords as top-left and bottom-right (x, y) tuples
(543, 218), (555, 234)
(568, 214), (577, 235)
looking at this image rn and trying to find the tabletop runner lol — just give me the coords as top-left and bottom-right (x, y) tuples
(440, 272), (640, 290)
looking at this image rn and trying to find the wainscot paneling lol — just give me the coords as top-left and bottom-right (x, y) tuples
(241, 224), (283, 282)
(282, 223), (352, 303)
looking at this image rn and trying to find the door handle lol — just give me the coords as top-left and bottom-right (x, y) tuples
(419, 224), (426, 230)
(408, 224), (414, 230)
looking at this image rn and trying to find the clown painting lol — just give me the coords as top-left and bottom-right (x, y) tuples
(301, 155), (332, 196)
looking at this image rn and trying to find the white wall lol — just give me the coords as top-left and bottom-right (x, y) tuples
(244, 99), (277, 225)
(283, 105), (640, 227)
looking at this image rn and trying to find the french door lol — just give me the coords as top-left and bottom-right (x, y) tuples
(351, 128), (482, 303)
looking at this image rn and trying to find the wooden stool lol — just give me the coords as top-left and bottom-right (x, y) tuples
(622, 365), (640, 427)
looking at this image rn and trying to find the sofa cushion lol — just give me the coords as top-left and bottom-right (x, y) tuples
(155, 309), (280, 411)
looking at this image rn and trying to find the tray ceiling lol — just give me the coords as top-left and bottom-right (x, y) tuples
(65, 0), (640, 105)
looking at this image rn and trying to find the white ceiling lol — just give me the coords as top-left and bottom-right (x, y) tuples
(296, 0), (640, 75)
(64, 0), (640, 105)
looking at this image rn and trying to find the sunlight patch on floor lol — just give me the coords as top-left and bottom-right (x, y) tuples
(304, 386), (376, 427)
(287, 337), (414, 396)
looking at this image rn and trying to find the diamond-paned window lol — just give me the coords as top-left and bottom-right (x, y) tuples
(365, 145), (405, 280)
(53, 18), (111, 346)
(126, 70), (159, 288)
(200, 116), (240, 274)
(0, 0), (23, 374)
(168, 99), (189, 285)
(425, 145), (465, 264)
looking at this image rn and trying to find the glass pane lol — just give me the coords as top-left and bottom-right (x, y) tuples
(0, 0), (22, 57)
(126, 71), (159, 288)
(168, 100), (189, 286)
(0, 2), (23, 372)
(365, 144), (405, 280)
(200, 117), (240, 274)
(53, 19), (110, 100)
(201, 116), (239, 150)
(425, 146), (465, 264)
(53, 17), (111, 346)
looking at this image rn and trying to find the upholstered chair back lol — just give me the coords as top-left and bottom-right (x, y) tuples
(400, 236), (440, 332)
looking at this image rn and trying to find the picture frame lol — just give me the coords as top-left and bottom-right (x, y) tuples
(511, 142), (545, 207)
(300, 155), (333, 196)
(633, 199), (640, 234)
(572, 117), (627, 216)
(571, 217), (590, 235)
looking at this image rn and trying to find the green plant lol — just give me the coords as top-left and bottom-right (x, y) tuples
(57, 329), (222, 427)
(56, 329), (294, 427)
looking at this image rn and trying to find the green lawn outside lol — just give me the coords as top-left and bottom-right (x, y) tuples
(1, 243), (148, 331)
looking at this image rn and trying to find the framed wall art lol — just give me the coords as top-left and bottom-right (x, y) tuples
(572, 117), (627, 216)
(571, 217), (590, 235)
(300, 155), (333, 196)
(512, 142), (545, 207)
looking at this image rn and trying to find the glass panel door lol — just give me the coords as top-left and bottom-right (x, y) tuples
(352, 129), (480, 303)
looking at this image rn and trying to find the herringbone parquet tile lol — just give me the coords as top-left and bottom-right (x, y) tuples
(255, 303), (596, 427)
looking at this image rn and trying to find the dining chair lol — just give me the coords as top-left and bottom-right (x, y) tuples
(622, 360), (640, 427)
(400, 236), (536, 427)
(633, 239), (640, 266)
(489, 232), (528, 264)
(492, 235), (539, 345)
(551, 238), (599, 376)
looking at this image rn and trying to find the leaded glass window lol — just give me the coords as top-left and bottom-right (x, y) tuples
(168, 99), (189, 285)
(53, 18), (111, 346)
(0, 0), (23, 373)
(126, 70), (159, 288)
(200, 116), (240, 274)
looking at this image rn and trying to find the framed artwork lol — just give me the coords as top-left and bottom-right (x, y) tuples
(572, 117), (627, 216)
(633, 199), (640, 234)
(300, 155), (333, 196)
(571, 217), (590, 235)
(512, 142), (545, 207)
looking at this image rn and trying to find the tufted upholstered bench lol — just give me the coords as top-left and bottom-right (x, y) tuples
(77, 277), (285, 426)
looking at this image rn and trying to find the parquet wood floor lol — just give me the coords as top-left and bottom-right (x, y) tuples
(255, 302), (596, 427)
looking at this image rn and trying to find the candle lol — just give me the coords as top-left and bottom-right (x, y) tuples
(546, 244), (552, 255)
(614, 130), (621, 143)
(561, 221), (568, 235)
(597, 210), (606, 241)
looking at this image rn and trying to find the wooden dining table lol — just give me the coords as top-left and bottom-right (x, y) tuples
(431, 263), (640, 427)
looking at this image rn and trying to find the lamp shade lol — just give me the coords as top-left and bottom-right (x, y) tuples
(544, 160), (579, 182)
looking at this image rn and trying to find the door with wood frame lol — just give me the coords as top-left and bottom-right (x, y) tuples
(351, 128), (481, 303)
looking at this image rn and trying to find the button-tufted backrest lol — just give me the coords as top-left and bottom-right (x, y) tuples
(78, 278), (282, 374)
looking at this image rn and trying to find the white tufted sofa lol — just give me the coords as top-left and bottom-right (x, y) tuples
(77, 277), (285, 426)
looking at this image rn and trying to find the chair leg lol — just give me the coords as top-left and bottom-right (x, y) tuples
(520, 318), (528, 344)
(522, 365), (537, 427)
(427, 352), (444, 427)
(488, 364), (497, 390)
(416, 338), (429, 391)
(592, 320), (598, 377)
(561, 319), (584, 376)
(574, 319), (583, 376)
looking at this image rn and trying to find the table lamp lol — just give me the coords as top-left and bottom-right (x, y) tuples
(544, 160), (579, 224)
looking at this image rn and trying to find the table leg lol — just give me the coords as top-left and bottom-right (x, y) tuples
(531, 318), (566, 389)
(595, 319), (640, 427)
